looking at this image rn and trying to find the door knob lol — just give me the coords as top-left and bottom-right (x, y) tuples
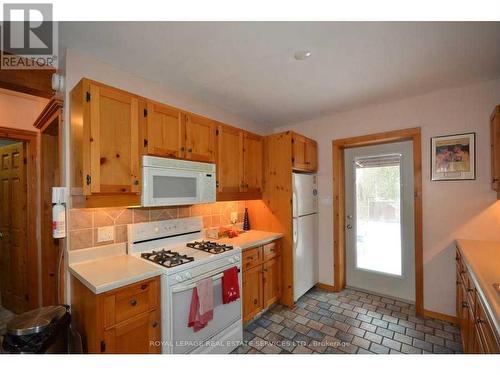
(346, 224), (353, 229)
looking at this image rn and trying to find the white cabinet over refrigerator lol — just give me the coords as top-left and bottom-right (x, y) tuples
(292, 173), (318, 301)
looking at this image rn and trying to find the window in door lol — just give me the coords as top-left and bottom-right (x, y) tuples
(354, 154), (402, 276)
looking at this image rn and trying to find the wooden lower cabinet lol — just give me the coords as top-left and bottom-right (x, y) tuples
(71, 275), (161, 354)
(242, 240), (281, 322)
(456, 249), (499, 353)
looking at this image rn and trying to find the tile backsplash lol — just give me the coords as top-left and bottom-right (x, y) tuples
(68, 201), (246, 251)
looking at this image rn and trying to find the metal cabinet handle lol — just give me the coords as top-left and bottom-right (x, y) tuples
(462, 301), (469, 308)
(130, 299), (137, 306)
(467, 288), (474, 292)
(346, 224), (353, 230)
(476, 318), (485, 324)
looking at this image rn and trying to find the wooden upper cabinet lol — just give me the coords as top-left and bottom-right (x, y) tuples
(216, 124), (242, 193)
(142, 100), (185, 159)
(185, 113), (216, 162)
(71, 79), (140, 196)
(292, 132), (317, 172)
(491, 105), (500, 196)
(242, 132), (263, 193)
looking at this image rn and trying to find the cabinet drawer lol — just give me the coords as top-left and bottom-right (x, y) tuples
(103, 277), (159, 328)
(243, 247), (262, 270)
(476, 296), (500, 353)
(263, 241), (280, 261)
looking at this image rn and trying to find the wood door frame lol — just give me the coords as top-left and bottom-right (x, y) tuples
(0, 126), (39, 310)
(332, 127), (423, 316)
(33, 98), (64, 305)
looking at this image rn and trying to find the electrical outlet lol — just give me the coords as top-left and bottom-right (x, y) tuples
(230, 211), (238, 224)
(97, 226), (114, 243)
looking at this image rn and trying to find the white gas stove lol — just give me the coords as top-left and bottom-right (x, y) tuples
(127, 217), (242, 354)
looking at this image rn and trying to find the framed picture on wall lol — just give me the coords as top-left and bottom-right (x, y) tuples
(431, 132), (475, 181)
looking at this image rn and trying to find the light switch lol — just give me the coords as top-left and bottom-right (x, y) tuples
(97, 226), (114, 243)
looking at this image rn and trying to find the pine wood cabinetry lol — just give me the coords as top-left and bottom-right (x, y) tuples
(292, 132), (318, 172)
(215, 123), (263, 201)
(491, 105), (500, 197)
(141, 100), (185, 158)
(71, 79), (141, 207)
(242, 240), (281, 322)
(185, 113), (216, 163)
(71, 276), (161, 354)
(456, 249), (499, 353)
(70, 78), (263, 207)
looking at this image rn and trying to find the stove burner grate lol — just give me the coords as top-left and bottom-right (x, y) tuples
(141, 249), (194, 268)
(186, 241), (233, 254)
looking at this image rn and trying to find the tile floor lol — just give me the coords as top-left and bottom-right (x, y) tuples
(233, 287), (462, 354)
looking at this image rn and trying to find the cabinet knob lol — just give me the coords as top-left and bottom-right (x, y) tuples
(140, 284), (148, 290)
(188, 148), (192, 152)
(467, 288), (474, 292)
(253, 298), (258, 305)
(476, 318), (485, 324)
(461, 301), (469, 308)
(152, 321), (158, 328)
(130, 298), (137, 306)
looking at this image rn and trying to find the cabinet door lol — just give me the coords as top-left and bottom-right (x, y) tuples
(185, 113), (216, 162)
(263, 257), (281, 309)
(491, 108), (500, 192)
(242, 265), (263, 322)
(292, 133), (307, 171)
(86, 83), (139, 195)
(242, 132), (263, 193)
(305, 138), (318, 172)
(216, 125), (242, 193)
(103, 310), (160, 354)
(144, 101), (185, 158)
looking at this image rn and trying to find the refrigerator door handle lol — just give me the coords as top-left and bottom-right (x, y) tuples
(292, 185), (298, 217)
(293, 219), (299, 249)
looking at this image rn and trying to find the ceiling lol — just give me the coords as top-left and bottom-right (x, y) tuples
(59, 22), (500, 127)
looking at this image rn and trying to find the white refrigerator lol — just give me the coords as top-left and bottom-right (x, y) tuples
(292, 173), (318, 301)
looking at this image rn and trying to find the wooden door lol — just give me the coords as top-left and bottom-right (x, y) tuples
(292, 133), (308, 170)
(491, 107), (500, 192)
(305, 139), (318, 171)
(242, 132), (263, 193)
(263, 257), (281, 309)
(103, 310), (161, 354)
(216, 125), (242, 193)
(242, 265), (263, 322)
(0, 142), (28, 313)
(185, 113), (215, 162)
(143, 101), (185, 158)
(86, 83), (140, 195)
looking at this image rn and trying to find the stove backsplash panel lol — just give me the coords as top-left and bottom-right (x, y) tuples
(68, 201), (246, 251)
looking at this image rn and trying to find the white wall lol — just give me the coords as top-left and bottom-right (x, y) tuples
(275, 78), (500, 316)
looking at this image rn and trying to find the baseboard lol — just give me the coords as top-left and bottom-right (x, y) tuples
(424, 309), (458, 325)
(315, 282), (336, 292)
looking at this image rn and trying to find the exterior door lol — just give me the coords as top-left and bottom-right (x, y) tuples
(0, 142), (28, 313)
(344, 141), (415, 301)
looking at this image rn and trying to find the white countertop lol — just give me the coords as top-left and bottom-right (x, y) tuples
(69, 244), (162, 294)
(214, 230), (283, 250)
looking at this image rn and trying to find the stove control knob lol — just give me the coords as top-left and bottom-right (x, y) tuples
(184, 272), (192, 279)
(175, 275), (183, 282)
(228, 257), (235, 264)
(234, 256), (240, 262)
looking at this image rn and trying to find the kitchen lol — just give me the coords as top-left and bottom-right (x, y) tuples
(1, 4), (500, 374)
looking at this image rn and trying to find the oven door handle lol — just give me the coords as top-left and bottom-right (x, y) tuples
(171, 267), (240, 294)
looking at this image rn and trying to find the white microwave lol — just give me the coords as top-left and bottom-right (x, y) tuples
(141, 156), (216, 207)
